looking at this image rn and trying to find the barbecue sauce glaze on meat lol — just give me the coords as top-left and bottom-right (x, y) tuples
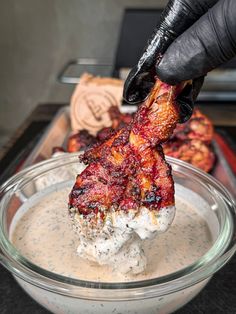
(69, 80), (188, 218)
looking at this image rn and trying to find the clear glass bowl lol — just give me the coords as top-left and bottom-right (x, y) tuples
(0, 154), (235, 314)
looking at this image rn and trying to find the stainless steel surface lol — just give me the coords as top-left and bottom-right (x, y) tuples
(23, 107), (71, 167)
(23, 106), (236, 198)
(57, 59), (113, 84)
(197, 92), (236, 101)
(58, 61), (236, 101)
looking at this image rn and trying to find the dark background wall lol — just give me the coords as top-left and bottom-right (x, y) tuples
(0, 0), (166, 146)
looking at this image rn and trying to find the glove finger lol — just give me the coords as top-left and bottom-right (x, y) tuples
(156, 0), (236, 85)
(123, 0), (218, 104)
(123, 66), (156, 104)
(176, 76), (204, 123)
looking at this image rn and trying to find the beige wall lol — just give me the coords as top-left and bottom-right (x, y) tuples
(0, 0), (167, 144)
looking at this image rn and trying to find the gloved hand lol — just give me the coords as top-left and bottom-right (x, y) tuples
(124, 0), (236, 120)
(156, 0), (236, 85)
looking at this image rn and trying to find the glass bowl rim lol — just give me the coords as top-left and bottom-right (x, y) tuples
(0, 154), (235, 300)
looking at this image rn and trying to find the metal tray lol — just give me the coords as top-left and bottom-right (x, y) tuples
(23, 106), (236, 199)
(23, 106), (136, 167)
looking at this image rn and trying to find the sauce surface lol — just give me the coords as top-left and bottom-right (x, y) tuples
(11, 186), (213, 282)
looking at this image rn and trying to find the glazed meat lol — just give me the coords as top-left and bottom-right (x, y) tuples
(163, 109), (215, 172)
(172, 109), (213, 143)
(108, 105), (133, 129)
(69, 80), (187, 216)
(96, 126), (115, 142)
(67, 130), (97, 153)
(68, 79), (190, 273)
(96, 107), (133, 142)
(163, 139), (215, 172)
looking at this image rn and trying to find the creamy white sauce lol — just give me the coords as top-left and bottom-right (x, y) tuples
(10, 184), (215, 282)
(72, 205), (175, 274)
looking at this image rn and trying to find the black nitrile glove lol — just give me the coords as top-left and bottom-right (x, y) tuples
(156, 0), (236, 84)
(124, 0), (218, 105)
(124, 0), (236, 121)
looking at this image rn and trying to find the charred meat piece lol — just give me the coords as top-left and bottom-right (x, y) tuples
(67, 130), (97, 153)
(96, 127), (115, 142)
(163, 138), (215, 172)
(96, 107), (133, 143)
(173, 109), (214, 143)
(108, 106), (134, 129)
(163, 108), (215, 172)
(69, 79), (190, 223)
